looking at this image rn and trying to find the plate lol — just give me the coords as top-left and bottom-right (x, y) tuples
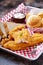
(0, 4), (43, 60)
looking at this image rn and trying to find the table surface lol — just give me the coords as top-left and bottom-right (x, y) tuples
(0, 49), (43, 65)
(0, 1), (43, 65)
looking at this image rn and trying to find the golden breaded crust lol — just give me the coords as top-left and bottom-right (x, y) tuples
(2, 33), (43, 51)
(31, 33), (43, 45)
(3, 41), (31, 50)
(8, 25), (32, 44)
(11, 29), (31, 43)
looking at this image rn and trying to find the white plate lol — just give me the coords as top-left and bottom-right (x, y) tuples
(0, 5), (43, 60)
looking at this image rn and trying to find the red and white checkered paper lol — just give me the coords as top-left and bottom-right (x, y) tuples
(0, 3), (43, 60)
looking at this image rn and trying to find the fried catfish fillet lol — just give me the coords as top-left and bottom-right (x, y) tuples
(2, 25), (43, 51)
(3, 33), (43, 50)
(3, 41), (32, 50)
(10, 29), (32, 43)
(1, 34), (12, 46)
(8, 25), (26, 39)
(8, 25), (32, 44)
(31, 33), (43, 45)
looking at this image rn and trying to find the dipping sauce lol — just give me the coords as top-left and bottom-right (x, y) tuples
(12, 12), (26, 23)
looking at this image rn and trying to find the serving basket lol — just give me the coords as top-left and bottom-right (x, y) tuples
(0, 3), (43, 60)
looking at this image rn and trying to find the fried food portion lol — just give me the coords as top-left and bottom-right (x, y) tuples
(3, 33), (43, 50)
(1, 25), (43, 51)
(1, 33), (43, 50)
(3, 41), (32, 50)
(10, 28), (32, 44)
(8, 25), (32, 44)
(1, 38), (10, 45)
(1, 35), (12, 46)
(31, 33), (43, 45)
(38, 12), (43, 18)
(26, 15), (41, 28)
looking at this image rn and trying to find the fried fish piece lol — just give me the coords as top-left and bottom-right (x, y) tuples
(1, 36), (12, 46)
(31, 33), (43, 45)
(3, 33), (43, 50)
(1, 35), (12, 46)
(9, 28), (32, 44)
(8, 25), (32, 44)
(1, 24), (43, 51)
(3, 41), (32, 50)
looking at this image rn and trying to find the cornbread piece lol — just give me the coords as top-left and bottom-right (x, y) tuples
(26, 15), (41, 28)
